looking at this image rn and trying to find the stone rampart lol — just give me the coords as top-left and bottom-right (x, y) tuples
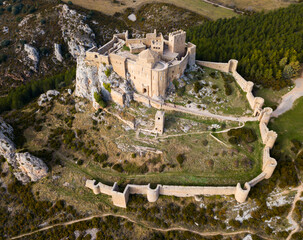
(86, 180), (253, 208)
(196, 60), (229, 72)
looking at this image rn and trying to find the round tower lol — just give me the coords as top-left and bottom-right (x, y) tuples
(235, 182), (250, 203)
(147, 184), (160, 202)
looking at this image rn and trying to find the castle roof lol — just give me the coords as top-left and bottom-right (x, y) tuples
(138, 49), (159, 63)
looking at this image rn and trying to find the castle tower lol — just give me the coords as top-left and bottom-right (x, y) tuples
(235, 182), (251, 203)
(154, 111), (165, 134)
(168, 30), (186, 56)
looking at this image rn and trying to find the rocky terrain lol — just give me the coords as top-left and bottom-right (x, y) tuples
(0, 117), (48, 183)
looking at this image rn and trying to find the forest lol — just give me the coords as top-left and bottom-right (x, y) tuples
(187, 4), (303, 90)
(0, 68), (76, 112)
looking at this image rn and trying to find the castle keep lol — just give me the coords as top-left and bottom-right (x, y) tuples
(85, 30), (196, 100)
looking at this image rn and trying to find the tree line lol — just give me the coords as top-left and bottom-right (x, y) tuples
(0, 68), (76, 112)
(187, 4), (303, 90)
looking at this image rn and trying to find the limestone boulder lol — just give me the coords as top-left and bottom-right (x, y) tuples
(0, 118), (48, 183)
(38, 90), (60, 106)
(15, 152), (48, 182)
(54, 43), (63, 62)
(24, 44), (39, 63)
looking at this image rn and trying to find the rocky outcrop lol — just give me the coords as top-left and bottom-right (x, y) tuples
(38, 90), (60, 106)
(0, 118), (48, 184)
(58, 4), (96, 58)
(15, 152), (48, 182)
(75, 57), (122, 101)
(24, 44), (39, 62)
(54, 43), (63, 62)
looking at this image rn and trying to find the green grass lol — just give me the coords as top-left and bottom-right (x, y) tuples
(255, 86), (291, 110)
(269, 97), (303, 149)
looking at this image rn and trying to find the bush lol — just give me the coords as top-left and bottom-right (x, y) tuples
(104, 68), (111, 78)
(176, 154), (185, 165)
(94, 92), (107, 108)
(176, 86), (185, 97)
(131, 153), (136, 158)
(112, 163), (123, 172)
(77, 159), (84, 165)
(0, 54), (7, 64)
(228, 127), (257, 144)
(103, 82), (111, 93)
(1, 40), (11, 47)
(193, 82), (202, 93)
(67, 1), (73, 5)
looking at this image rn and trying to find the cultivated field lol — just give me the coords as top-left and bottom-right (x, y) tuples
(210, 0), (298, 11)
(64, 0), (238, 20)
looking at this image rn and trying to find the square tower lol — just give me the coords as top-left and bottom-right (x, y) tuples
(154, 111), (165, 134)
(168, 30), (186, 56)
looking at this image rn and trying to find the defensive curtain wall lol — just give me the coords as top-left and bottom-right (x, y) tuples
(86, 59), (278, 208)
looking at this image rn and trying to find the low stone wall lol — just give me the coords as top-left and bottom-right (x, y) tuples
(86, 59), (278, 207)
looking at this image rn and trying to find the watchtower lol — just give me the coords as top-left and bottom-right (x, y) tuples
(154, 111), (165, 134)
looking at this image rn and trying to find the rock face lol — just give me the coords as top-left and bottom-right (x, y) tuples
(54, 43), (63, 62)
(0, 118), (48, 184)
(58, 4), (96, 58)
(24, 44), (39, 62)
(38, 90), (60, 106)
(75, 57), (124, 103)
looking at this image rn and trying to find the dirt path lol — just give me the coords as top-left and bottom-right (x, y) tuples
(10, 213), (268, 240)
(272, 77), (303, 117)
(286, 184), (303, 240)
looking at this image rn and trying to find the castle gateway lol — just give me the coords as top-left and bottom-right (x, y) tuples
(85, 30), (196, 100)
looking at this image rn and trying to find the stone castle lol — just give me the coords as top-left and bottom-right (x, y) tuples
(75, 30), (278, 208)
(84, 30), (195, 101)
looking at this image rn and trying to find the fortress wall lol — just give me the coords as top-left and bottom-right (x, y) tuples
(248, 172), (267, 187)
(111, 88), (124, 106)
(109, 53), (126, 79)
(188, 44), (196, 67)
(260, 122), (269, 143)
(160, 185), (236, 196)
(196, 60), (229, 72)
(98, 37), (118, 54)
(263, 147), (277, 179)
(259, 107), (273, 125)
(86, 180), (247, 207)
(246, 92), (256, 109)
(133, 93), (151, 107)
(167, 50), (189, 82)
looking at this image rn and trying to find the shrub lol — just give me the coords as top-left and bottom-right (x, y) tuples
(112, 163), (123, 172)
(176, 154), (185, 165)
(77, 159), (84, 165)
(103, 82), (111, 93)
(67, 1), (73, 5)
(193, 82), (202, 93)
(94, 92), (107, 108)
(228, 127), (257, 144)
(131, 153), (136, 158)
(176, 86), (185, 97)
(40, 19), (46, 24)
(0, 54), (7, 64)
(1, 40), (11, 47)
(104, 68), (111, 78)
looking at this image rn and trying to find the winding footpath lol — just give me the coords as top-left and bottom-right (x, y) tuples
(272, 77), (303, 117)
(10, 213), (270, 240)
